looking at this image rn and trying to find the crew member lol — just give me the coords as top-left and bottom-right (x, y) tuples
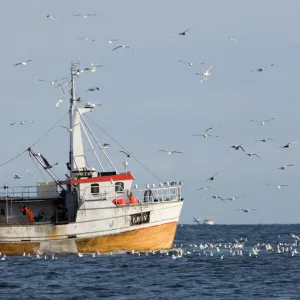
(20, 206), (35, 223)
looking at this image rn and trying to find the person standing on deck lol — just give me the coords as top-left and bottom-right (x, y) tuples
(20, 206), (35, 223)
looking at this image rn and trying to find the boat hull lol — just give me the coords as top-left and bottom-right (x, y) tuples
(0, 201), (182, 255)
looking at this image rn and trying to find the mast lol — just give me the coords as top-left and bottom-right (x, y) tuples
(69, 62), (77, 179)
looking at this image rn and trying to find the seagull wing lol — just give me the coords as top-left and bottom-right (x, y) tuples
(287, 164), (295, 167)
(158, 150), (168, 153)
(179, 60), (189, 65)
(172, 151), (183, 154)
(56, 99), (64, 108)
(254, 154), (260, 158)
(13, 63), (22, 66)
(112, 46), (122, 51)
(239, 146), (245, 152)
(183, 26), (196, 33)
(60, 126), (69, 130)
(206, 66), (213, 73)
(250, 120), (260, 123)
(120, 150), (130, 156)
(264, 118), (275, 123)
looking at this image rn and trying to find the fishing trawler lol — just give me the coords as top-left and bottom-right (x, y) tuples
(0, 63), (184, 255)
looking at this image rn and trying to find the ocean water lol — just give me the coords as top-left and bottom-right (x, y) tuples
(1, 224), (300, 300)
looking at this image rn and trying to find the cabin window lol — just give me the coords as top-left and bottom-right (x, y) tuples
(115, 182), (124, 193)
(91, 183), (100, 195)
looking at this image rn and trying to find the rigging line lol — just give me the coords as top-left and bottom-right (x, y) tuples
(0, 111), (69, 169)
(30, 111), (69, 147)
(30, 155), (47, 181)
(0, 149), (27, 167)
(85, 114), (164, 183)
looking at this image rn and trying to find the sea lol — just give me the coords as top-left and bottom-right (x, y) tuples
(1, 224), (300, 300)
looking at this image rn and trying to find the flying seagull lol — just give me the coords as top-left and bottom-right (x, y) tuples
(251, 64), (274, 72)
(60, 123), (79, 132)
(112, 45), (136, 52)
(250, 118), (275, 125)
(179, 60), (202, 67)
(197, 187), (211, 191)
(205, 125), (219, 132)
(204, 171), (223, 183)
(46, 15), (58, 20)
(13, 60), (32, 66)
(86, 87), (100, 92)
(196, 66), (213, 78)
(10, 121), (35, 126)
(13, 174), (24, 179)
(237, 208), (257, 213)
(267, 184), (291, 189)
(84, 102), (102, 109)
(192, 134), (218, 138)
(193, 217), (201, 224)
(241, 153), (260, 159)
(289, 234), (300, 241)
(83, 65), (103, 72)
(73, 13), (96, 18)
(105, 39), (119, 44)
(40, 154), (58, 170)
(102, 143), (110, 149)
(277, 164), (295, 171)
(229, 37), (237, 42)
(158, 150), (183, 155)
(173, 26), (196, 36)
(230, 145), (245, 152)
(76, 37), (96, 42)
(255, 138), (275, 143)
(208, 195), (224, 202)
(225, 196), (244, 201)
(120, 150), (131, 158)
(56, 99), (64, 108)
(279, 142), (298, 149)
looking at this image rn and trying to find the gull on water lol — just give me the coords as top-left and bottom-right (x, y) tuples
(204, 171), (223, 183)
(237, 208), (257, 213)
(230, 145), (245, 152)
(13, 60), (32, 66)
(241, 153), (260, 159)
(267, 184), (291, 189)
(173, 26), (196, 36)
(279, 142), (298, 149)
(277, 164), (295, 170)
(158, 150), (183, 155)
(250, 118), (275, 125)
(255, 138), (275, 143)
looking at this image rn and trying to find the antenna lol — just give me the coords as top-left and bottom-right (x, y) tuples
(123, 161), (128, 172)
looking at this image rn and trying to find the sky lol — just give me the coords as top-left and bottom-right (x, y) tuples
(1, 0), (300, 224)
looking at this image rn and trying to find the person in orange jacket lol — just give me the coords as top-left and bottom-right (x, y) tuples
(20, 206), (35, 223)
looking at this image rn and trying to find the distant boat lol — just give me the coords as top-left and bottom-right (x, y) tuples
(203, 219), (214, 225)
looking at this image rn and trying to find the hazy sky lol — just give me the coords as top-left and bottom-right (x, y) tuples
(1, 0), (300, 224)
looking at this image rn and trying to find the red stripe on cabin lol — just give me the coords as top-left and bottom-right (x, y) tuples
(59, 173), (135, 185)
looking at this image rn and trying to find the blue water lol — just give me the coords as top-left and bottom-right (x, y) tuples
(1, 224), (300, 300)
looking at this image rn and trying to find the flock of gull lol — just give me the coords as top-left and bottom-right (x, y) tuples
(1, 232), (300, 261)
(8, 13), (294, 225)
